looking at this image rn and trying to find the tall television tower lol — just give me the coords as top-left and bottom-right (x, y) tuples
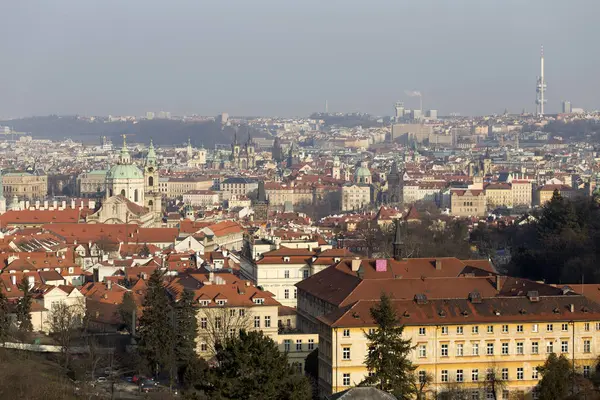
(536, 45), (547, 116)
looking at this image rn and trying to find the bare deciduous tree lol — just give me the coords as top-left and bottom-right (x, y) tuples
(197, 307), (251, 356)
(478, 364), (508, 400)
(47, 298), (86, 367)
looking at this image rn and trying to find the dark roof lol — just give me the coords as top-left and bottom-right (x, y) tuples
(320, 295), (600, 328)
(222, 177), (257, 184)
(331, 387), (397, 400)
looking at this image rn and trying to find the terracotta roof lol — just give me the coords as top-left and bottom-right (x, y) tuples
(165, 271), (280, 307)
(320, 296), (600, 328)
(0, 209), (82, 226)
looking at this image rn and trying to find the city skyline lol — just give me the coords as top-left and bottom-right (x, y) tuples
(2, 1), (600, 118)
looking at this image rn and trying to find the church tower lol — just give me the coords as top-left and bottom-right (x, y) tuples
(144, 139), (162, 220)
(0, 169), (6, 215)
(186, 137), (193, 159)
(231, 131), (241, 168)
(144, 139), (158, 193)
(246, 133), (256, 168)
(332, 156), (341, 180)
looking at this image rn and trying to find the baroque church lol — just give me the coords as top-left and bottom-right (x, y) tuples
(87, 136), (162, 226)
(230, 132), (256, 169)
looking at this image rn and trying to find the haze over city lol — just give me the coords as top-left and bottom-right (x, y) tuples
(2, 0), (600, 118)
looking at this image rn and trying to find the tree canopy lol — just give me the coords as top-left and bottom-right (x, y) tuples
(194, 330), (312, 400)
(537, 353), (572, 400)
(508, 190), (600, 284)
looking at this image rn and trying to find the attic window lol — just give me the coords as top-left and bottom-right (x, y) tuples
(519, 309), (527, 315)
(199, 300), (210, 306)
(527, 291), (540, 302)
(468, 291), (482, 304)
(461, 310), (469, 317)
(283, 257), (290, 263)
(553, 307), (560, 314)
(438, 310), (446, 318)
(403, 311), (410, 318)
(352, 312), (360, 319)
(253, 298), (264, 305)
(216, 299), (227, 306)
(494, 310), (501, 316)
(414, 294), (428, 305)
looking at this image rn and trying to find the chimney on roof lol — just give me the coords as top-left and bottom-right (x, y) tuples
(570, 304), (575, 313)
(351, 258), (361, 272)
(495, 275), (502, 291)
(11, 275), (16, 286)
(435, 259), (442, 270)
(209, 271), (215, 283)
(107, 280), (112, 290)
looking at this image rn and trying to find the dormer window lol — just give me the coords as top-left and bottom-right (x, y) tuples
(68, 267), (74, 274)
(199, 300), (210, 306)
(216, 299), (227, 306)
(283, 256), (290, 263)
(253, 298), (264, 305)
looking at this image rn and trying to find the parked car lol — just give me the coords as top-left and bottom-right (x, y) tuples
(140, 380), (159, 393)
(96, 377), (108, 384)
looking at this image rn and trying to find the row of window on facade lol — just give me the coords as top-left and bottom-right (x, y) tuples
(198, 313), (271, 329)
(428, 339), (588, 358)
(417, 322), (597, 336)
(283, 338), (315, 352)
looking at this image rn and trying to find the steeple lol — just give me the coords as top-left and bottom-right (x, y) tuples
(119, 134), (131, 164)
(146, 139), (156, 166)
(393, 219), (403, 261)
(186, 137), (193, 159)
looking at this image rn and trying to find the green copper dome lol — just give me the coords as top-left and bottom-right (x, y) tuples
(107, 164), (143, 179)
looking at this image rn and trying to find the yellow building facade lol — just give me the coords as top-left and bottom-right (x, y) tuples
(295, 257), (600, 399)
(319, 318), (599, 399)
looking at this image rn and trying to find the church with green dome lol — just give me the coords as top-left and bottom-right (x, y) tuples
(88, 136), (162, 226)
(106, 135), (146, 205)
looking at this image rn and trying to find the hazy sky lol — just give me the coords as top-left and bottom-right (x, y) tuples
(1, 0), (599, 118)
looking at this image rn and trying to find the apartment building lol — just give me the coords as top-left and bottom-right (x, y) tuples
(296, 257), (600, 399)
(221, 177), (259, 197)
(3, 170), (48, 200)
(450, 189), (487, 217)
(166, 271), (280, 358)
(158, 176), (213, 198)
(341, 184), (370, 212)
(511, 180), (533, 209)
(248, 247), (354, 308)
(77, 170), (108, 197)
(166, 271), (317, 371)
(182, 190), (220, 207)
(485, 183), (512, 209)
(402, 181), (445, 205)
(537, 184), (574, 205)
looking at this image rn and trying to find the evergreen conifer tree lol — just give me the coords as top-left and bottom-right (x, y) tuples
(117, 291), (138, 333)
(175, 289), (198, 366)
(361, 292), (416, 400)
(0, 288), (11, 342)
(137, 270), (174, 378)
(15, 278), (33, 332)
(201, 330), (312, 400)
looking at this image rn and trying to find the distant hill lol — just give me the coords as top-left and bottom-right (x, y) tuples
(0, 116), (264, 147)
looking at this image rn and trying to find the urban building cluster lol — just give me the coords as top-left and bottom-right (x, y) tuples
(1, 105), (600, 399)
